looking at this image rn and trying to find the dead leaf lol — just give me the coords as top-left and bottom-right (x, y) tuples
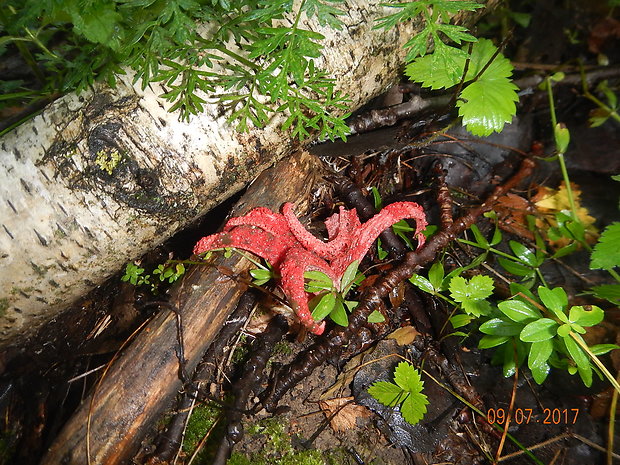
(387, 326), (420, 345)
(494, 193), (535, 241)
(319, 397), (371, 432)
(533, 182), (598, 246)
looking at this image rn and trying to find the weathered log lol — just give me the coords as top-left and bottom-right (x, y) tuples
(41, 149), (326, 465)
(0, 1), (492, 349)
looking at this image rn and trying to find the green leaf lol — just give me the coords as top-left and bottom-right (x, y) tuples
(479, 334), (510, 349)
(456, 39), (519, 136)
(428, 262), (445, 291)
(368, 362), (428, 426)
(329, 299), (349, 326)
(304, 270), (334, 292)
(537, 286), (568, 318)
(450, 314), (473, 329)
(509, 282), (537, 302)
(367, 381), (405, 406)
(588, 284), (620, 305)
(554, 123), (570, 153)
(461, 299), (492, 317)
(520, 318), (558, 342)
(564, 335), (592, 386)
(394, 361), (422, 392)
(469, 224), (489, 248)
(557, 323), (571, 338)
(250, 268), (273, 280)
(528, 339), (553, 384)
(498, 300), (541, 323)
(409, 274), (435, 294)
(70, 3), (123, 49)
(340, 260), (359, 294)
(590, 222), (620, 270)
(400, 391), (429, 426)
(589, 344), (620, 356)
(405, 43), (468, 90)
(479, 318), (523, 336)
(498, 257), (534, 277)
(509, 240), (540, 267)
(568, 305), (604, 327)
(310, 292), (336, 321)
(449, 275), (494, 303)
(368, 310), (386, 323)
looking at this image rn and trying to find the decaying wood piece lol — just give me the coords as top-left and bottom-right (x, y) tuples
(0, 1), (492, 349)
(41, 150), (325, 465)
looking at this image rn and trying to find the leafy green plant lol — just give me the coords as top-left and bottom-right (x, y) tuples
(478, 284), (615, 386)
(121, 260), (186, 291)
(304, 261), (364, 327)
(375, 1), (519, 136)
(368, 361), (429, 425)
(1, 0), (350, 140)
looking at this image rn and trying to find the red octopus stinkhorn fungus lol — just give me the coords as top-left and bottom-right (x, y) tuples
(194, 202), (427, 335)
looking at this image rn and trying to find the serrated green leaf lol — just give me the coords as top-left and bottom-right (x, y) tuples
(590, 222), (620, 270)
(455, 39), (518, 136)
(449, 275), (494, 303)
(520, 318), (558, 342)
(400, 391), (429, 425)
(405, 43), (468, 90)
(462, 299), (492, 317)
(479, 318), (523, 336)
(394, 361), (423, 392)
(528, 339), (553, 384)
(588, 284), (620, 305)
(568, 305), (604, 327)
(367, 381), (405, 406)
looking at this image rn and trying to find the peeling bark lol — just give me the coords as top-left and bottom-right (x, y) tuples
(0, 1), (491, 349)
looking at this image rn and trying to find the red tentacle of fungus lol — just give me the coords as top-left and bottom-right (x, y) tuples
(278, 248), (338, 335)
(282, 203), (353, 259)
(331, 201), (428, 276)
(193, 200), (427, 335)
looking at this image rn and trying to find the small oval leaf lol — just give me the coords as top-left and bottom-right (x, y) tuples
(520, 318), (558, 342)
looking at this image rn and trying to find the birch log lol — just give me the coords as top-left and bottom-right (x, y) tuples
(0, 1), (490, 349)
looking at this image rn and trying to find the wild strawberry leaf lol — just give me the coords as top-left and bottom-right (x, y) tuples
(590, 222), (620, 270)
(456, 38), (519, 136)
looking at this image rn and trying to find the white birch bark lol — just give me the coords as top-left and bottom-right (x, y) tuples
(0, 0), (487, 349)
